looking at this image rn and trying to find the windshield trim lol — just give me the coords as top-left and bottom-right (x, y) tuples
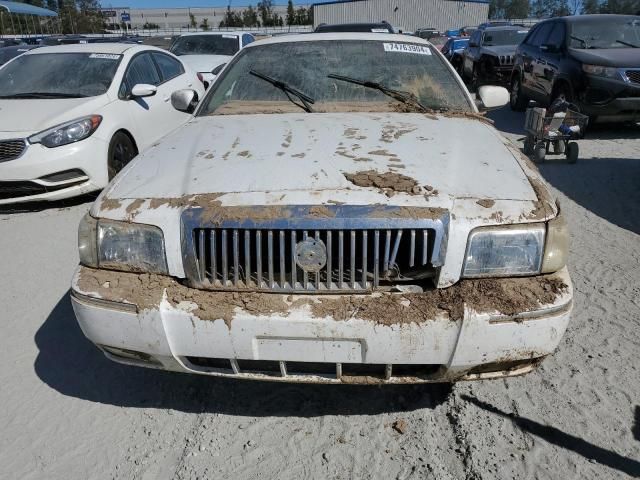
(195, 39), (475, 117)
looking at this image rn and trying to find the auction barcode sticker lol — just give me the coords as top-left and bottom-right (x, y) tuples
(383, 43), (431, 55)
(89, 53), (120, 60)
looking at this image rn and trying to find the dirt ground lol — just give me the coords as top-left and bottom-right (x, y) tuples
(0, 107), (638, 480)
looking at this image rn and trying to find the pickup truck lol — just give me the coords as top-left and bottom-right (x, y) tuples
(71, 33), (573, 384)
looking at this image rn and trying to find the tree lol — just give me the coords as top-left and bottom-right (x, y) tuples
(189, 13), (197, 28)
(242, 5), (259, 27)
(200, 17), (210, 31)
(581, 0), (601, 12)
(258, 0), (274, 26)
(286, 0), (295, 26)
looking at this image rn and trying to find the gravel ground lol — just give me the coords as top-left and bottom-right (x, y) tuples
(0, 107), (638, 480)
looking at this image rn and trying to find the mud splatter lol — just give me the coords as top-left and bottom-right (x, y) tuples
(476, 199), (495, 209)
(343, 170), (419, 195)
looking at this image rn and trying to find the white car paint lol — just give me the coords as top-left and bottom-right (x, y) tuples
(72, 33), (573, 383)
(169, 32), (254, 85)
(0, 43), (205, 204)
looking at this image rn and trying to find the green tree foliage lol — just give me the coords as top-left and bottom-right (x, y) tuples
(286, 0), (295, 26)
(200, 17), (210, 31)
(242, 5), (259, 27)
(489, 0), (530, 18)
(189, 12), (197, 28)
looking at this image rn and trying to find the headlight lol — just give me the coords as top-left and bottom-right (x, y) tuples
(582, 64), (621, 80)
(463, 224), (545, 278)
(78, 213), (167, 274)
(29, 115), (102, 148)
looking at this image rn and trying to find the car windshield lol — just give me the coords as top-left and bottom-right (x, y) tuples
(170, 35), (240, 56)
(199, 40), (471, 116)
(0, 52), (121, 98)
(569, 17), (640, 49)
(482, 29), (528, 46)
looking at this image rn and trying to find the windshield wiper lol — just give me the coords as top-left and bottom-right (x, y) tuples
(249, 69), (314, 113)
(0, 92), (88, 99)
(327, 73), (428, 113)
(616, 39), (638, 48)
(570, 35), (589, 48)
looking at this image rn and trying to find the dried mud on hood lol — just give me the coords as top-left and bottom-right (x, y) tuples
(77, 267), (568, 327)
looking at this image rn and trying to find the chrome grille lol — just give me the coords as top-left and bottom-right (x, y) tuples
(182, 205), (448, 293)
(0, 139), (26, 162)
(625, 69), (640, 85)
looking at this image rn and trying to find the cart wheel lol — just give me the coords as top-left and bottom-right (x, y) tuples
(566, 142), (579, 164)
(524, 136), (534, 155)
(534, 142), (546, 163)
(553, 140), (565, 154)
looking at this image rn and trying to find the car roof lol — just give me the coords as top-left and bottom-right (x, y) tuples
(22, 43), (152, 55)
(248, 32), (429, 47)
(550, 13), (639, 23)
(482, 25), (528, 32)
(315, 22), (393, 32)
(177, 31), (251, 37)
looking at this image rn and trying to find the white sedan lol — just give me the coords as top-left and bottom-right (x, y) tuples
(169, 32), (255, 87)
(0, 43), (205, 204)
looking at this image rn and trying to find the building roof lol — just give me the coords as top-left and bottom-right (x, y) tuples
(0, 1), (57, 17)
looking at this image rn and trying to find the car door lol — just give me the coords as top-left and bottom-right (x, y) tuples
(525, 22), (554, 101)
(538, 22), (566, 101)
(150, 51), (198, 135)
(463, 30), (482, 78)
(119, 52), (166, 150)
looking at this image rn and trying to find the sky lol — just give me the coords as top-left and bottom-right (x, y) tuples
(115, 0), (333, 7)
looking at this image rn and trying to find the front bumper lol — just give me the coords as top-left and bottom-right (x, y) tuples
(0, 135), (108, 204)
(578, 75), (640, 121)
(71, 266), (573, 384)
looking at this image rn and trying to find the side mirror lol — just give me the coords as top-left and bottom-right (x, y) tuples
(130, 84), (157, 98)
(171, 89), (198, 113)
(211, 63), (226, 76)
(476, 85), (509, 110)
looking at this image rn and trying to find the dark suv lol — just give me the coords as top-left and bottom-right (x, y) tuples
(510, 14), (640, 123)
(461, 26), (529, 88)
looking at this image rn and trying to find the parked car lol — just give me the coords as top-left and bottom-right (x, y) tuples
(0, 43), (205, 204)
(169, 32), (255, 87)
(0, 45), (39, 66)
(459, 26), (478, 37)
(442, 37), (470, 71)
(71, 33), (572, 384)
(461, 25), (529, 88)
(510, 14), (640, 124)
(0, 39), (25, 48)
(428, 35), (449, 51)
(414, 28), (440, 39)
(315, 22), (395, 33)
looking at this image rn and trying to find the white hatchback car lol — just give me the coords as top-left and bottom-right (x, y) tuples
(169, 32), (255, 87)
(0, 43), (205, 204)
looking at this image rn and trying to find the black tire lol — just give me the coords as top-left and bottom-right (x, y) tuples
(107, 132), (137, 181)
(566, 142), (579, 164)
(534, 142), (546, 163)
(510, 75), (528, 111)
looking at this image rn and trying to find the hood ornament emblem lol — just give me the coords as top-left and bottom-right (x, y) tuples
(295, 238), (327, 273)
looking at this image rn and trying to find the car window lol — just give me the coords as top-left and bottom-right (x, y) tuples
(170, 35), (240, 56)
(242, 34), (254, 46)
(151, 52), (184, 82)
(569, 17), (640, 49)
(482, 29), (528, 46)
(199, 40), (472, 116)
(125, 53), (161, 88)
(545, 23), (566, 49)
(528, 23), (553, 48)
(470, 31), (481, 45)
(0, 52), (121, 98)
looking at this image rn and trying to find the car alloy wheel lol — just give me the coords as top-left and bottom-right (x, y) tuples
(510, 76), (527, 111)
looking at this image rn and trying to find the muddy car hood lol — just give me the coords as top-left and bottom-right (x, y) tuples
(106, 112), (536, 203)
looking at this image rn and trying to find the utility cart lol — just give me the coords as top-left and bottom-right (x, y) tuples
(523, 103), (588, 163)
